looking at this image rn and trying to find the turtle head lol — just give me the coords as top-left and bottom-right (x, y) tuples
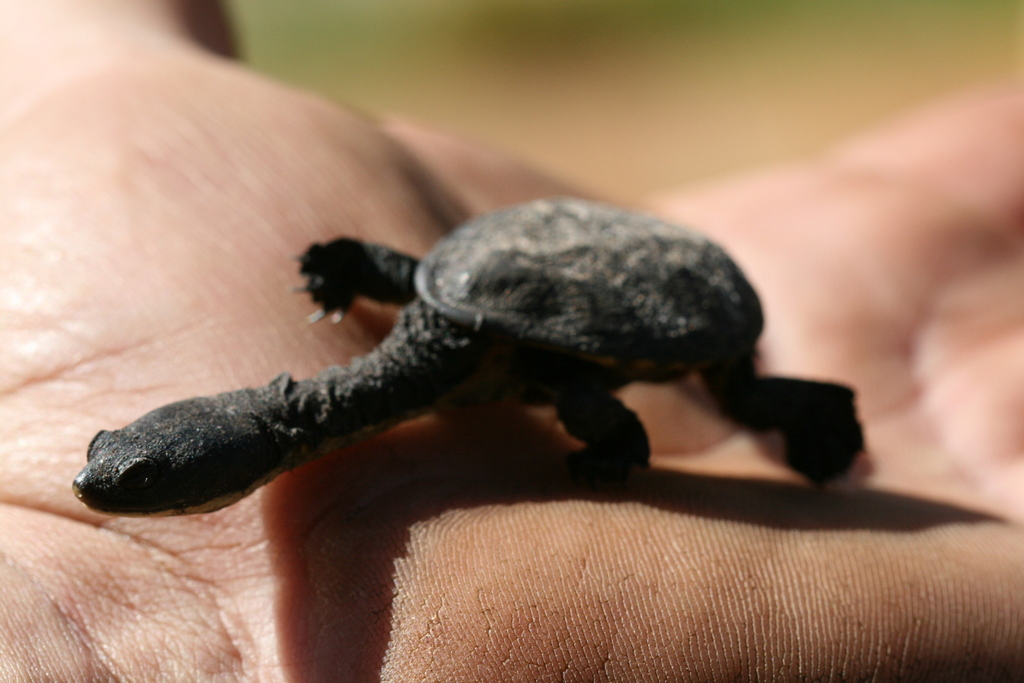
(74, 391), (287, 515)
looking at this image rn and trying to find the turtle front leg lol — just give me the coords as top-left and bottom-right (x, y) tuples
(298, 239), (419, 318)
(556, 383), (650, 485)
(705, 356), (864, 484)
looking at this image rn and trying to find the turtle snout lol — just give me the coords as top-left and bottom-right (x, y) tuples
(72, 463), (116, 511)
(75, 427), (171, 515)
(73, 455), (161, 509)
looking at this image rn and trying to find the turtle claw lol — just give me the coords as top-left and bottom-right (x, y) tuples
(307, 309), (327, 324)
(329, 310), (345, 324)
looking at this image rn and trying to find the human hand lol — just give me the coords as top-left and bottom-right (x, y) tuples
(1, 1), (1022, 680)
(655, 89), (1024, 523)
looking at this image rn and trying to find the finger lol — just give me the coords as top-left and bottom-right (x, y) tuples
(830, 85), (1024, 227)
(260, 418), (1024, 680)
(650, 89), (1024, 519)
(652, 90), (1024, 377)
(382, 498), (1024, 681)
(383, 118), (589, 215)
(660, 86), (1024, 232)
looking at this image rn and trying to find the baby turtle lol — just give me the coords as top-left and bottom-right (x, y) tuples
(74, 198), (863, 515)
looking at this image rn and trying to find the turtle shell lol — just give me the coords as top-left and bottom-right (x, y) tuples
(414, 198), (763, 364)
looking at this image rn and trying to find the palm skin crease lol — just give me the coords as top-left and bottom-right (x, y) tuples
(1, 1), (1024, 681)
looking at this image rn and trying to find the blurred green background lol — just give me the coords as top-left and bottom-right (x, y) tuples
(227, 0), (1019, 199)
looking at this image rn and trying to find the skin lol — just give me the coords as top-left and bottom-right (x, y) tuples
(1, 0), (1023, 680)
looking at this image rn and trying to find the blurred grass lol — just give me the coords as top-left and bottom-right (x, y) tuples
(227, 0), (1019, 198)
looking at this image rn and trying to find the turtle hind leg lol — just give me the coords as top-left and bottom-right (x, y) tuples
(298, 239), (419, 316)
(707, 357), (864, 484)
(556, 383), (650, 486)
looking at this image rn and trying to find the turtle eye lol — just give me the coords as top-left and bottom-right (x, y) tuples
(116, 458), (160, 491)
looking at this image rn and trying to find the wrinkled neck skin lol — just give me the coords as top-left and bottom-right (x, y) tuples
(262, 300), (489, 475)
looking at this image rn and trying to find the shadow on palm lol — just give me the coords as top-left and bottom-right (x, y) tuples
(257, 399), (999, 681)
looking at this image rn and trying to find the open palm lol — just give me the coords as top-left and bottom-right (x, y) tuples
(1, 2), (1022, 680)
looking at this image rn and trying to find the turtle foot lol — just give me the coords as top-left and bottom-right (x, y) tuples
(739, 377), (863, 484)
(774, 380), (863, 484)
(297, 240), (360, 316)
